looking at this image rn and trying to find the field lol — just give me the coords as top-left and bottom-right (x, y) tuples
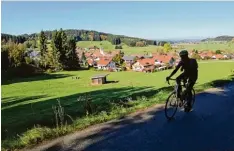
(76, 41), (234, 55)
(76, 41), (163, 55)
(2, 61), (234, 144)
(177, 42), (234, 51)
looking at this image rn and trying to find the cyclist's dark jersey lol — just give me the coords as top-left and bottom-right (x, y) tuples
(176, 58), (198, 80)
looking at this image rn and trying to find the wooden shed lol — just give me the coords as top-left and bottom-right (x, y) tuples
(91, 74), (109, 85)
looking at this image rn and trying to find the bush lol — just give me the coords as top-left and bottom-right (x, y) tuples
(191, 53), (202, 60)
(121, 66), (127, 71)
(115, 45), (122, 49)
(216, 50), (221, 54)
(25, 57), (33, 65)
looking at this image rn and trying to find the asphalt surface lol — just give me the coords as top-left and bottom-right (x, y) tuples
(32, 82), (234, 151)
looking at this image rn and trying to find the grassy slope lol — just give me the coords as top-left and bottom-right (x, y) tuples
(2, 62), (234, 132)
(2, 62), (234, 150)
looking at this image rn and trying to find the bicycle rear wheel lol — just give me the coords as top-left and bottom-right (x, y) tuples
(165, 92), (178, 120)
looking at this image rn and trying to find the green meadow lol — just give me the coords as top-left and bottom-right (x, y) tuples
(1, 61), (234, 150)
(76, 41), (234, 55)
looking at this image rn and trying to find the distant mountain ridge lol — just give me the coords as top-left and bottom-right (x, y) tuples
(201, 35), (234, 42)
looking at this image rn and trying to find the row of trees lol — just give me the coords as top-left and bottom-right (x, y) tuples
(2, 29), (164, 47)
(39, 29), (80, 70)
(1, 34), (27, 44)
(1, 29), (80, 77)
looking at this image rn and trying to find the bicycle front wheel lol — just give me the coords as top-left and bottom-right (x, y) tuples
(165, 92), (178, 120)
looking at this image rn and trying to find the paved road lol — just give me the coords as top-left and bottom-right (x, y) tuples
(33, 82), (234, 151)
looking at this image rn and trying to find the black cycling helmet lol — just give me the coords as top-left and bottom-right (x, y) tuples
(179, 49), (188, 57)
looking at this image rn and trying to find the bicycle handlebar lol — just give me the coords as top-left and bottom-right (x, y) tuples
(167, 78), (176, 85)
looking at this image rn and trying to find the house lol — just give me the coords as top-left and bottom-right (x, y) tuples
(123, 56), (135, 64)
(87, 58), (96, 67)
(132, 58), (155, 72)
(131, 54), (144, 60)
(96, 58), (116, 70)
(26, 49), (41, 61)
(92, 49), (105, 58)
(200, 51), (214, 60)
(152, 55), (176, 67)
(224, 54), (233, 59)
(122, 56), (136, 70)
(213, 54), (224, 60)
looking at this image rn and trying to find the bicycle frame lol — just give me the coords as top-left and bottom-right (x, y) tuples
(168, 78), (189, 105)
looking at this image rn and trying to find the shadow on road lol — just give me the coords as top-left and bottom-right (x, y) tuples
(46, 81), (234, 151)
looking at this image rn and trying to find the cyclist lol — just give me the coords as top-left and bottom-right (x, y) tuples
(166, 49), (198, 111)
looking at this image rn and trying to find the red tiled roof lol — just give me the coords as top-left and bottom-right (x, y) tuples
(97, 58), (112, 66)
(138, 58), (155, 66)
(153, 55), (172, 63)
(201, 51), (214, 57)
(215, 54), (223, 59)
(92, 50), (103, 58)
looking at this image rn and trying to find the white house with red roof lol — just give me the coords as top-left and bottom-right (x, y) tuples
(132, 58), (156, 72)
(96, 58), (116, 70)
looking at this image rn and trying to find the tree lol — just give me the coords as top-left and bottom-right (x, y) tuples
(8, 43), (26, 67)
(163, 43), (172, 52)
(81, 52), (87, 66)
(215, 50), (221, 54)
(50, 30), (62, 70)
(158, 41), (168, 46)
(39, 30), (48, 67)
(94, 34), (101, 41)
(112, 37), (121, 45)
(100, 35), (107, 41)
(191, 53), (201, 60)
(24, 41), (32, 48)
(112, 54), (123, 65)
(48, 29), (69, 70)
(136, 41), (145, 47)
(130, 41), (136, 47)
(31, 39), (37, 48)
(1, 45), (10, 70)
(59, 29), (68, 66)
(65, 37), (80, 69)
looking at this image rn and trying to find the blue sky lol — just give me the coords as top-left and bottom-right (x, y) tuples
(2, 1), (234, 39)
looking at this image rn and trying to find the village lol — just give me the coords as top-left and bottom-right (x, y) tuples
(76, 46), (234, 73)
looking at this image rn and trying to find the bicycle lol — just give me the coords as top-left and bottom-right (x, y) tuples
(164, 78), (196, 120)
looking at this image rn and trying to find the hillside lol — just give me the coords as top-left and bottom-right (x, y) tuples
(201, 35), (234, 42)
(76, 41), (163, 54)
(1, 29), (157, 47)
